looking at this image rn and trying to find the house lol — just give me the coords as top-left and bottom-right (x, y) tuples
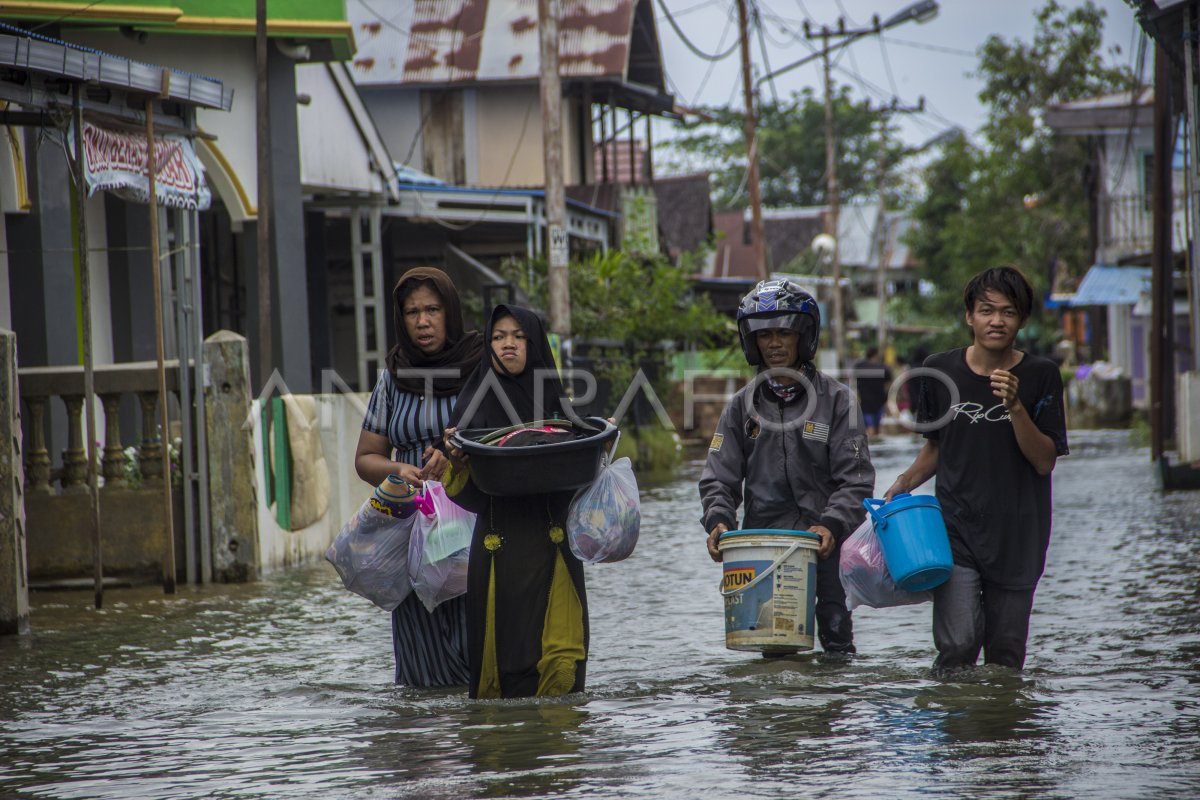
(337, 0), (684, 386)
(0, 1), (360, 396)
(1045, 88), (1194, 409)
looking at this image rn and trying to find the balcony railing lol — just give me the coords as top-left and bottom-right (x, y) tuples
(1099, 192), (1187, 258)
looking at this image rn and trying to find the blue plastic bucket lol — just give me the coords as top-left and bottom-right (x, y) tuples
(717, 529), (820, 653)
(862, 494), (952, 591)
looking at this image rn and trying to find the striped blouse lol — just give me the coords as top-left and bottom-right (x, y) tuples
(362, 371), (457, 466)
(362, 370), (469, 687)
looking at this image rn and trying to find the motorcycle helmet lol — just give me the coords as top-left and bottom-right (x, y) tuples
(736, 279), (821, 366)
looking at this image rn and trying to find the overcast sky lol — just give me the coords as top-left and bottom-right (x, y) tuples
(650, 0), (1143, 157)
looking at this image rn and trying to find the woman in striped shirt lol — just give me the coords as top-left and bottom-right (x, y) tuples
(354, 267), (482, 687)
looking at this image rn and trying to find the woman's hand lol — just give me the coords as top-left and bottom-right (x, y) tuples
(421, 446), (448, 481)
(394, 462), (425, 487)
(443, 427), (468, 467)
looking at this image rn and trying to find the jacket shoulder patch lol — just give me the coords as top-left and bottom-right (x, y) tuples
(709, 433), (724, 452)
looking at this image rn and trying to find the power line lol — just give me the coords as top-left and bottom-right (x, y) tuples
(29, 0), (108, 32)
(656, 0), (740, 61)
(879, 35), (977, 58)
(878, 35), (899, 96)
(752, 1), (780, 104)
(688, 9), (737, 106)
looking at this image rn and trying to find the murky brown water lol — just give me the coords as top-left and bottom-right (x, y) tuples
(2, 430), (1198, 799)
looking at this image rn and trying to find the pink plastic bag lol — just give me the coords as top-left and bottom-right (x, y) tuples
(408, 481), (476, 612)
(839, 518), (931, 610)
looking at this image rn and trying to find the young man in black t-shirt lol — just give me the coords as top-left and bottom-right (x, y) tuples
(884, 266), (1069, 671)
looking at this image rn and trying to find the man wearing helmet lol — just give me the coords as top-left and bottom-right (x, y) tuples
(699, 279), (875, 654)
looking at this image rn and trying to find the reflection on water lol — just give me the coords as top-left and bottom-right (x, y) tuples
(1, 430), (1198, 799)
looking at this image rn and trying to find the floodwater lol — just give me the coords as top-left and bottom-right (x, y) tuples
(1, 430), (1198, 800)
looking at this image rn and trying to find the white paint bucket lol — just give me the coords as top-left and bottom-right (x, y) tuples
(718, 529), (821, 653)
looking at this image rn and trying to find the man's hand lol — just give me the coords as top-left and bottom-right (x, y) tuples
(706, 523), (729, 562)
(990, 368), (1021, 413)
(810, 524), (835, 559)
(883, 474), (909, 503)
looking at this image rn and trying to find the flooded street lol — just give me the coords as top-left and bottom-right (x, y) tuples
(2, 430), (1198, 799)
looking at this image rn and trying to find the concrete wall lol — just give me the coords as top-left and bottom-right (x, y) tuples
(250, 392), (373, 576)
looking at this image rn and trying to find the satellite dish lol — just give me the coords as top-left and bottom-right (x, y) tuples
(811, 233), (836, 259)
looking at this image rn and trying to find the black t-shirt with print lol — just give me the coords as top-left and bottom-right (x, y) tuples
(916, 347), (1069, 589)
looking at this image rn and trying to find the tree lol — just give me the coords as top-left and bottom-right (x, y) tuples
(498, 250), (728, 390)
(663, 87), (901, 211)
(903, 0), (1134, 353)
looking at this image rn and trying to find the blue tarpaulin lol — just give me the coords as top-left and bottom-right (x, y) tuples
(1068, 265), (1152, 306)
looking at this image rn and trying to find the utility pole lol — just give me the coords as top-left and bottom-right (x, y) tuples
(798, 3), (939, 370)
(255, 0), (272, 389)
(818, 33), (846, 369)
(539, 0), (571, 346)
(736, 0), (768, 280)
(872, 99), (925, 357)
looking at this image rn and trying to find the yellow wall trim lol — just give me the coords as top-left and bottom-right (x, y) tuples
(174, 17), (353, 38)
(197, 137), (255, 219)
(5, 126), (31, 212)
(0, 2), (183, 23)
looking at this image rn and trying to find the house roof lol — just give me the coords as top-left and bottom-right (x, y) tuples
(0, 23), (231, 110)
(651, 173), (713, 257)
(1044, 88), (1154, 134)
(1069, 265), (1152, 306)
(346, 0), (671, 112)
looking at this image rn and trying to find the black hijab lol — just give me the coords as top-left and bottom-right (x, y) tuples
(385, 267), (483, 396)
(449, 305), (575, 430)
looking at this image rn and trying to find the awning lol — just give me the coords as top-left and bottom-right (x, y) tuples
(71, 120), (211, 210)
(1069, 265), (1152, 307)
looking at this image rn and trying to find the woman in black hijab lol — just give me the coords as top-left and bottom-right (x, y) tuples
(443, 305), (589, 699)
(355, 266), (482, 688)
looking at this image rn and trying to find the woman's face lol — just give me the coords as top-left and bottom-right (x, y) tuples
(490, 314), (528, 374)
(402, 284), (447, 355)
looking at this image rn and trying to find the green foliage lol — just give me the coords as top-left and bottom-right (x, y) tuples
(662, 88), (903, 211)
(611, 426), (681, 483)
(498, 249), (728, 401)
(501, 250), (727, 349)
(905, 0), (1134, 353)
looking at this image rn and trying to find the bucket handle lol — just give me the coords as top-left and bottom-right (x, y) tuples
(718, 541), (804, 597)
(863, 494), (910, 530)
(862, 497), (886, 529)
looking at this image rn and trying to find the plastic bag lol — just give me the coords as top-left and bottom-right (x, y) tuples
(566, 457), (640, 564)
(324, 499), (417, 611)
(408, 481), (476, 612)
(838, 517), (932, 610)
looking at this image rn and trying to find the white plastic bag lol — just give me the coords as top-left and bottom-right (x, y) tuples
(324, 500), (417, 611)
(567, 457), (640, 564)
(408, 481), (476, 612)
(838, 517), (932, 610)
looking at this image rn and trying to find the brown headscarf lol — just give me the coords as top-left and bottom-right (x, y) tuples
(385, 267), (483, 397)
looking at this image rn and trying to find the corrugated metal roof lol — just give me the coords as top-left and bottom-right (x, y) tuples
(1070, 265), (1152, 306)
(348, 0), (648, 86)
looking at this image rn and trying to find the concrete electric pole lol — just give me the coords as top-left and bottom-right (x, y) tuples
(736, 0), (768, 281)
(539, 0), (571, 347)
